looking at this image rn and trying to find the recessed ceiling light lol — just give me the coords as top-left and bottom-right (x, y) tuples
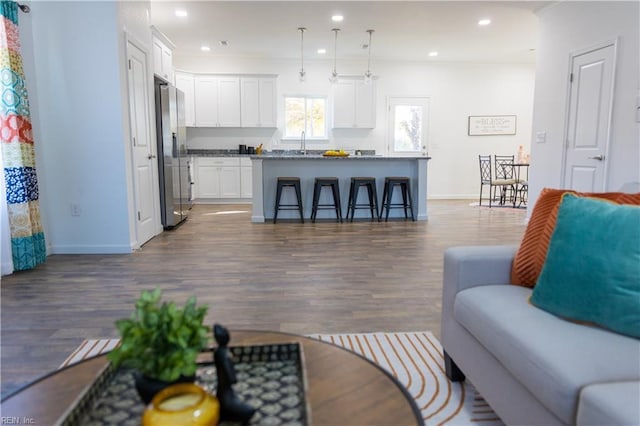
(175, 9), (187, 17)
(428, 51), (438, 57)
(201, 46), (211, 52)
(331, 15), (344, 22)
(478, 19), (491, 26)
(317, 48), (327, 54)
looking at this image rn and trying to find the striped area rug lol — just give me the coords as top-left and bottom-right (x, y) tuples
(61, 332), (502, 426)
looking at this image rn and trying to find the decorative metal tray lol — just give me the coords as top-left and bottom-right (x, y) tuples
(59, 343), (310, 426)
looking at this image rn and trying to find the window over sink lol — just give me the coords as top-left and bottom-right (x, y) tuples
(284, 96), (327, 140)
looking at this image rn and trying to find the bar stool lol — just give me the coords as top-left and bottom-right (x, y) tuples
(380, 177), (415, 222)
(311, 177), (342, 223)
(346, 177), (379, 222)
(274, 177), (304, 224)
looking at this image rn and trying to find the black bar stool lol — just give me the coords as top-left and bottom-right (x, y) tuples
(346, 177), (379, 222)
(311, 177), (342, 223)
(380, 176), (415, 222)
(274, 177), (304, 223)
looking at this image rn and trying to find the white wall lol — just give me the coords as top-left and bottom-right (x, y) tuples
(529, 1), (640, 209)
(175, 54), (536, 199)
(21, 2), (134, 253)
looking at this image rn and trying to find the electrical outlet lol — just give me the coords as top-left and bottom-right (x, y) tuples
(70, 203), (81, 216)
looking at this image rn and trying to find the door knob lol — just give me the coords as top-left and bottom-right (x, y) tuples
(588, 155), (605, 161)
(148, 154), (157, 160)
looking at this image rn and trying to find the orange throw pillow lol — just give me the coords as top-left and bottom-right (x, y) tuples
(511, 188), (640, 288)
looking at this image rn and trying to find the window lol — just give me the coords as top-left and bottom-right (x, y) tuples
(387, 97), (430, 155)
(284, 96), (327, 139)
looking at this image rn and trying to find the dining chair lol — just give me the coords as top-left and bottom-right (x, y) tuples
(478, 155), (516, 207)
(494, 155), (518, 205)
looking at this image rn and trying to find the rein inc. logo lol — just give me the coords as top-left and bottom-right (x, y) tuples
(1, 418), (35, 425)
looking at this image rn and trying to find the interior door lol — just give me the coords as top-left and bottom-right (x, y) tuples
(127, 40), (158, 246)
(387, 97), (430, 157)
(563, 41), (616, 192)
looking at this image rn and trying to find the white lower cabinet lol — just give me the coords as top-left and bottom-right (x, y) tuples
(240, 157), (252, 198)
(194, 158), (241, 199)
(194, 157), (252, 201)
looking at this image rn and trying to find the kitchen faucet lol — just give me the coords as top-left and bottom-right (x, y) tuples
(300, 130), (306, 155)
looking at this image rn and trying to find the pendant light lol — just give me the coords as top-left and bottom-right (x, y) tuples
(298, 27), (306, 82)
(329, 28), (340, 83)
(364, 29), (374, 85)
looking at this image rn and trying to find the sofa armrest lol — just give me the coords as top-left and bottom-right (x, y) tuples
(441, 245), (518, 342)
(577, 381), (640, 426)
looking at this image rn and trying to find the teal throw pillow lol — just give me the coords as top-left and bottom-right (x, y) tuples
(531, 193), (640, 339)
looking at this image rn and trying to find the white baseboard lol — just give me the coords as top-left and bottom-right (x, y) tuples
(427, 194), (477, 200)
(49, 245), (133, 254)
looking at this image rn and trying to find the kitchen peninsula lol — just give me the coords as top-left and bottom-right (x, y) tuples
(250, 154), (431, 222)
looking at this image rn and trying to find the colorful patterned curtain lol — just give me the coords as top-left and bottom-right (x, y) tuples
(1, 0), (45, 271)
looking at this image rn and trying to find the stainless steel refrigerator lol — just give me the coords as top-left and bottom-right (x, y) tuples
(155, 79), (191, 229)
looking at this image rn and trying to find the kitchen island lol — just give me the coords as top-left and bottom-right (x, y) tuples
(250, 154), (431, 222)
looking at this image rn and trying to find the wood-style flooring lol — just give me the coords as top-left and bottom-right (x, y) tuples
(0, 200), (527, 398)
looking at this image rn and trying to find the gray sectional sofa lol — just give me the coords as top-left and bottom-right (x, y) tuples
(441, 245), (640, 425)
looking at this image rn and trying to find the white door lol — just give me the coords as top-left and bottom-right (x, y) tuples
(387, 97), (430, 156)
(127, 40), (157, 246)
(563, 41), (616, 192)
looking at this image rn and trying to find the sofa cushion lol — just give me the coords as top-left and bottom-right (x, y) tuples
(576, 381), (640, 426)
(510, 189), (640, 288)
(454, 285), (640, 425)
(531, 194), (640, 338)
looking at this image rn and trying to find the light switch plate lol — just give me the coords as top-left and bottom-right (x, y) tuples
(535, 131), (546, 144)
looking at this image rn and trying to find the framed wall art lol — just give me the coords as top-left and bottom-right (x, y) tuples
(468, 115), (517, 136)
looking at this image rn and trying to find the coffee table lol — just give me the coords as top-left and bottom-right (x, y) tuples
(1, 330), (423, 425)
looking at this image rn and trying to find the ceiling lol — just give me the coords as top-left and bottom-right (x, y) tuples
(149, 1), (548, 64)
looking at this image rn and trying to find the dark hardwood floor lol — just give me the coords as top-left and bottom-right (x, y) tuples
(0, 200), (527, 398)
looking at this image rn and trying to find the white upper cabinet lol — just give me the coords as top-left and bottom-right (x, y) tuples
(217, 77), (242, 127)
(152, 36), (173, 83)
(175, 72), (195, 127)
(194, 76), (219, 127)
(332, 78), (376, 128)
(193, 76), (241, 127)
(241, 77), (277, 127)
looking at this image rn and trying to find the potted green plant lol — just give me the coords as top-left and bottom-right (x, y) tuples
(107, 288), (210, 403)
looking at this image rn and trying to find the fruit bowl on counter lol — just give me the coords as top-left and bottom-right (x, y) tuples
(322, 150), (350, 157)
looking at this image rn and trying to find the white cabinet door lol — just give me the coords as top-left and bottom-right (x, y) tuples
(194, 158), (243, 199)
(152, 40), (163, 79)
(152, 37), (172, 82)
(194, 77), (219, 127)
(355, 80), (375, 128)
(241, 78), (261, 127)
(332, 80), (356, 128)
(217, 77), (241, 127)
(161, 47), (173, 82)
(259, 78), (277, 127)
(241, 77), (277, 128)
(195, 164), (221, 198)
(332, 79), (376, 128)
(175, 72), (195, 127)
(240, 165), (252, 198)
(219, 166), (241, 198)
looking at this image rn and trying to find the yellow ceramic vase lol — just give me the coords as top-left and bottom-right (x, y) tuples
(142, 383), (220, 426)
